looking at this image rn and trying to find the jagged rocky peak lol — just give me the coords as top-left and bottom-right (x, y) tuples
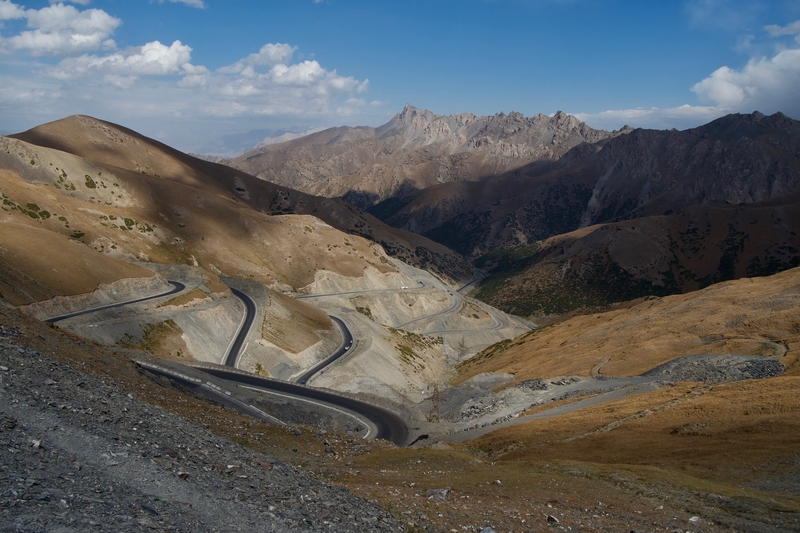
(393, 103), (438, 126)
(385, 104), (607, 144)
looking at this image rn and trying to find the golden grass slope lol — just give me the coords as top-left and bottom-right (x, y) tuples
(458, 265), (800, 383)
(0, 212), (154, 306)
(0, 131), (397, 297)
(463, 374), (800, 530)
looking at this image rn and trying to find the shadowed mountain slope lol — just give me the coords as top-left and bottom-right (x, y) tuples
(371, 111), (800, 259)
(360, 112), (800, 316)
(473, 193), (800, 316)
(6, 115), (475, 286)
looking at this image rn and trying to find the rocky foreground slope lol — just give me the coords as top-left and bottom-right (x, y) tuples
(0, 310), (400, 532)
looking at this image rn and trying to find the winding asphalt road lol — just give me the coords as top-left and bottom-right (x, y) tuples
(294, 316), (353, 385)
(224, 287), (257, 368)
(42, 275), (417, 443)
(44, 281), (186, 323)
(136, 360), (285, 425)
(211, 285), (410, 444)
(198, 367), (408, 445)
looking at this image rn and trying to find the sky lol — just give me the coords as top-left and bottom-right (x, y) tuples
(1, 0), (799, 154)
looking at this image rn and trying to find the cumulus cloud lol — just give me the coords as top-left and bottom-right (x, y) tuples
(50, 40), (194, 79)
(179, 43), (371, 118)
(691, 22), (800, 118)
(0, 1), (120, 55)
(0, 0), (25, 20)
(578, 17), (800, 131)
(0, 2), (375, 149)
(217, 43), (296, 74)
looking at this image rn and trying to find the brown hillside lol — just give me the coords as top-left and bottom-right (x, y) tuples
(467, 375), (800, 522)
(0, 200), (154, 305)
(474, 194), (800, 316)
(8, 115), (475, 284)
(458, 265), (800, 383)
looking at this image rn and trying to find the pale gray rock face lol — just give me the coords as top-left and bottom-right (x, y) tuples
(230, 105), (624, 208)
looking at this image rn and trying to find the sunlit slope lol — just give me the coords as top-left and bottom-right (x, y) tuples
(458, 265), (800, 383)
(0, 193), (154, 305)
(470, 375), (800, 482)
(233, 105), (621, 208)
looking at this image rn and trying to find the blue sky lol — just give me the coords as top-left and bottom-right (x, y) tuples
(1, 0), (799, 154)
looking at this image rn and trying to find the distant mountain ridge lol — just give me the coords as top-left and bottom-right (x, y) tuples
(377, 110), (800, 317)
(231, 104), (628, 207)
(371, 111), (800, 258)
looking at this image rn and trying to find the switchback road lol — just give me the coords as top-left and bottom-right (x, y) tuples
(45, 279), (410, 444)
(197, 366), (409, 445)
(44, 281), (185, 323)
(294, 316), (353, 385)
(224, 287), (257, 368)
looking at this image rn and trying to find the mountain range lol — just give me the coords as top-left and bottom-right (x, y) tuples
(2, 107), (800, 532)
(228, 104), (629, 208)
(217, 107), (800, 316)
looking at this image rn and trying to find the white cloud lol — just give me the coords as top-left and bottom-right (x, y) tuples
(691, 40), (800, 118)
(578, 17), (800, 131)
(217, 43), (296, 74)
(0, 4), (374, 150)
(50, 40), (194, 79)
(765, 19), (800, 37)
(103, 74), (137, 89)
(0, 0), (25, 20)
(174, 45), (371, 119)
(1, 2), (120, 55)
(157, 0), (205, 8)
(575, 105), (726, 131)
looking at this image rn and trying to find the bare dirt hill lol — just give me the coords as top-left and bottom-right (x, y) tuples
(231, 104), (625, 207)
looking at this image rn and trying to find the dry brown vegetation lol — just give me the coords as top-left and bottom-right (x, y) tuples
(458, 266), (800, 384)
(0, 128), (398, 301)
(3, 294), (797, 532)
(0, 197), (155, 305)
